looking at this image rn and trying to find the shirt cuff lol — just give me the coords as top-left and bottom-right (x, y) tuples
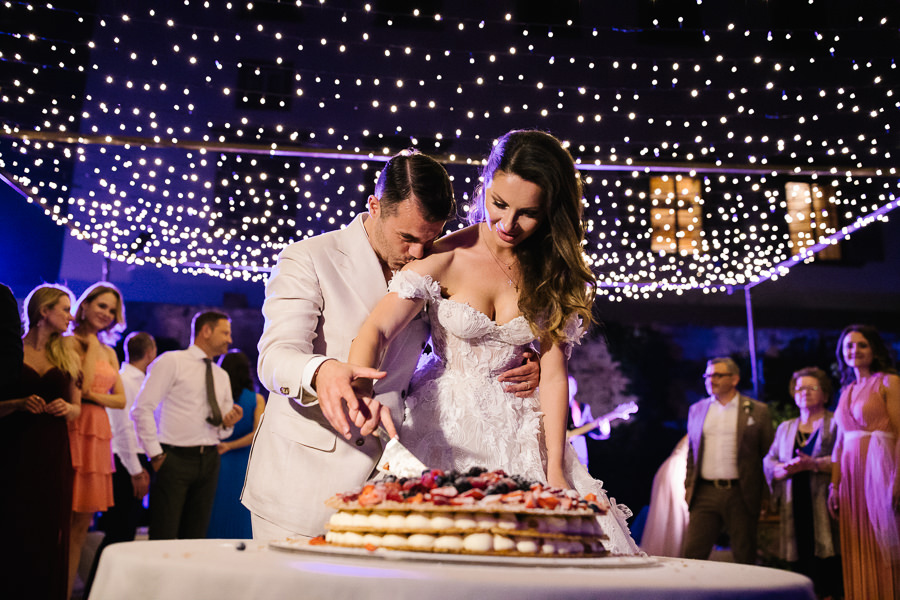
(118, 452), (144, 476)
(299, 356), (332, 402)
(145, 441), (164, 460)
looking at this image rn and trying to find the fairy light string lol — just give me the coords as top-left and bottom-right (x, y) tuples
(0, 1), (897, 300)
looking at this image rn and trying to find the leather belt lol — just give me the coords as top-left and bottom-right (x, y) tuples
(701, 478), (739, 490)
(162, 443), (218, 455)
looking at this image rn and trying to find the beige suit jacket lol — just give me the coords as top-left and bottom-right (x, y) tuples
(241, 214), (429, 535)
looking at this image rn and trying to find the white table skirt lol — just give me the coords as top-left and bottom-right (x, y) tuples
(89, 539), (815, 600)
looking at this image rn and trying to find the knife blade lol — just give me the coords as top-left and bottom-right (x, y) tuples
(374, 425), (428, 478)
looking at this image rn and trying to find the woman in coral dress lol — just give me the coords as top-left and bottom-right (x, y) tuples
(0, 284), (82, 600)
(68, 282), (127, 598)
(828, 324), (900, 599)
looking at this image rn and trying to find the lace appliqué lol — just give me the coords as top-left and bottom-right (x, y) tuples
(387, 270), (441, 302)
(561, 314), (586, 360)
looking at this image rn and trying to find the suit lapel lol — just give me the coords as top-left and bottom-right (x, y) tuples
(334, 214), (388, 312)
(692, 399), (713, 467)
(782, 417), (799, 462)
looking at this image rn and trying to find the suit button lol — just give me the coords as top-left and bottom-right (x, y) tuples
(355, 438), (365, 447)
(279, 386), (290, 395)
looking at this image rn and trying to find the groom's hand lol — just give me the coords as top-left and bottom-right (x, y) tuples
(313, 359), (386, 439)
(498, 349), (541, 398)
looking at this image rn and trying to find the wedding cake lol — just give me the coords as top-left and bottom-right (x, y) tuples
(315, 467), (618, 556)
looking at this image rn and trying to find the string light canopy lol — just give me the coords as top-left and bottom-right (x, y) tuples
(0, 0), (897, 301)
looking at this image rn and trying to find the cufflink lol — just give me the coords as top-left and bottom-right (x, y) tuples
(280, 386), (290, 395)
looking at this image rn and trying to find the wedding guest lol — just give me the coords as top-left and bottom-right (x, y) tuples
(764, 367), (841, 598)
(68, 282), (127, 597)
(0, 283), (23, 403)
(207, 350), (265, 539)
(641, 435), (690, 557)
(567, 375), (599, 467)
(132, 311), (243, 539)
(828, 325), (900, 598)
(683, 357), (774, 564)
(83, 331), (157, 598)
(0, 284), (81, 600)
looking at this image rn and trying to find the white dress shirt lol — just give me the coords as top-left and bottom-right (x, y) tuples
(132, 344), (234, 458)
(700, 393), (740, 480)
(107, 362), (147, 476)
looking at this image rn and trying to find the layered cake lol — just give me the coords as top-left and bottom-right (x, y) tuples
(316, 467), (615, 556)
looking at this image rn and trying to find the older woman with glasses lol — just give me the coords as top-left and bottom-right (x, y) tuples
(764, 367), (841, 599)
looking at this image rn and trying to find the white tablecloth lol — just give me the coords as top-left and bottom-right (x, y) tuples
(89, 539), (815, 600)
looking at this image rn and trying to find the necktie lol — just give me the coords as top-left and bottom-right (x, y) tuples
(204, 358), (223, 426)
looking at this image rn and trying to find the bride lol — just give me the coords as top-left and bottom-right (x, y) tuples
(348, 129), (638, 553)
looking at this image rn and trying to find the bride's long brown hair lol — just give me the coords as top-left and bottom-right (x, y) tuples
(469, 130), (595, 344)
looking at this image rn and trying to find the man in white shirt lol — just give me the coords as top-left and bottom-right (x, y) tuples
(132, 311), (243, 539)
(84, 331), (156, 596)
(683, 357), (773, 564)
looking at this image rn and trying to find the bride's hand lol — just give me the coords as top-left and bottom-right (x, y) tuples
(547, 465), (569, 490)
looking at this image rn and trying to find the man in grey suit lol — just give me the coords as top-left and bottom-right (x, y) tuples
(683, 357), (774, 564)
(242, 150), (538, 542)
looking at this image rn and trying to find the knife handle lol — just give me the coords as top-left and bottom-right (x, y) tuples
(374, 425), (392, 442)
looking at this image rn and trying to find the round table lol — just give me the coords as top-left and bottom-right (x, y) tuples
(88, 539), (815, 600)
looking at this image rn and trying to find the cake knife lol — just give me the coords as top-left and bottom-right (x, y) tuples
(374, 425), (428, 478)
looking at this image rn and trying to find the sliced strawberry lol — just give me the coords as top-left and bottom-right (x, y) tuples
(537, 495), (560, 509)
(450, 495), (477, 505)
(459, 488), (486, 500)
(429, 486), (459, 498)
(358, 484), (385, 507)
(500, 490), (524, 503)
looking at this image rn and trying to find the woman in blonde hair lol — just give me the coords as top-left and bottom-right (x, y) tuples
(67, 282), (126, 598)
(0, 284), (81, 600)
(347, 129), (638, 554)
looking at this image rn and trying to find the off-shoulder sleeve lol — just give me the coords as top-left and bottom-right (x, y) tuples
(561, 314), (586, 359)
(387, 270), (442, 301)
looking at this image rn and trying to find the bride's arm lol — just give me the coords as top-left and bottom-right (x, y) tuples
(314, 292), (424, 440)
(348, 292), (426, 391)
(538, 341), (571, 489)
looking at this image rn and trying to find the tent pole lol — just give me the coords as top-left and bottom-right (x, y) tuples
(744, 286), (760, 400)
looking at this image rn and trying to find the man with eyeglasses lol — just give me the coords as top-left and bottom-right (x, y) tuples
(683, 357), (774, 564)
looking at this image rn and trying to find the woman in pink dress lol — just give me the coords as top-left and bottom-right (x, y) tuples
(68, 282), (126, 598)
(828, 324), (900, 599)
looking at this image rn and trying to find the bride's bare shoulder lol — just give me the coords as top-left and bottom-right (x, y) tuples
(404, 225), (478, 277)
(433, 224), (478, 252)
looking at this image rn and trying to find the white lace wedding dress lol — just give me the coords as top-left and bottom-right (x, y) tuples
(389, 270), (640, 555)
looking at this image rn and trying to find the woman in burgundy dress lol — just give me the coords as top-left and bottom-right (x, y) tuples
(0, 284), (82, 600)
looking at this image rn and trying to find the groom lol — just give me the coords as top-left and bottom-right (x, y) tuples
(243, 150), (538, 541)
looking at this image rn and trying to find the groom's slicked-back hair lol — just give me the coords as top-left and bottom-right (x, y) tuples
(374, 149), (455, 223)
